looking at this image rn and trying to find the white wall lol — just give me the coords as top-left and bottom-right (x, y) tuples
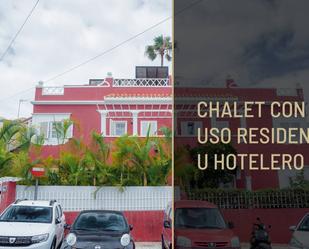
(16, 185), (172, 211)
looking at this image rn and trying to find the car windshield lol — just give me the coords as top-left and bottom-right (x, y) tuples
(0, 206), (52, 223)
(298, 215), (309, 231)
(175, 208), (226, 229)
(73, 212), (128, 232)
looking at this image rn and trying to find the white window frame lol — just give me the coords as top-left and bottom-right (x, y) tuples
(180, 121), (202, 136)
(140, 120), (157, 137)
(31, 113), (73, 145)
(211, 117), (229, 131)
(272, 117), (306, 144)
(110, 120), (127, 137)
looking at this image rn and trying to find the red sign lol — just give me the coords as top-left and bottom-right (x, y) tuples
(31, 167), (45, 178)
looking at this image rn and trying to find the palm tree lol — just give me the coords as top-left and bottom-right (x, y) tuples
(0, 120), (38, 175)
(112, 135), (136, 186)
(86, 132), (111, 186)
(145, 35), (172, 66)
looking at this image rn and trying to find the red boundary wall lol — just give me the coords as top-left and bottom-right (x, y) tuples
(0, 181), (16, 213)
(64, 211), (163, 242)
(0, 182), (163, 242)
(2, 182), (309, 243)
(222, 208), (309, 244)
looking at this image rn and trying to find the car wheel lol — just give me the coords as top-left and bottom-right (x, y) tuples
(50, 238), (57, 249)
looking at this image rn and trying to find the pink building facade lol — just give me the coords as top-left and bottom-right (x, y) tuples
(31, 68), (309, 190)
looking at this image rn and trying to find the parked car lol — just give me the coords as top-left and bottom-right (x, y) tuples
(61, 210), (135, 249)
(0, 199), (66, 249)
(162, 201), (172, 249)
(162, 200), (240, 249)
(289, 213), (309, 249)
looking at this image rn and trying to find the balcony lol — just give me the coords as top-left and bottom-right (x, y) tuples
(42, 87), (64, 95)
(113, 78), (170, 87)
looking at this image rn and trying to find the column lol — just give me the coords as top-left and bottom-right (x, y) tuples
(131, 111), (139, 136)
(100, 111), (108, 136)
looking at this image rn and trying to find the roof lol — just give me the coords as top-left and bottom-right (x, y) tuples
(174, 200), (218, 209)
(105, 93), (172, 98)
(13, 200), (55, 207)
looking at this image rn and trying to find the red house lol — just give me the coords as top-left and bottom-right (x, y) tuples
(31, 67), (309, 190)
(31, 66), (172, 150)
(175, 82), (309, 190)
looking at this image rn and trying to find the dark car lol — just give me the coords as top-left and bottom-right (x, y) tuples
(61, 210), (135, 249)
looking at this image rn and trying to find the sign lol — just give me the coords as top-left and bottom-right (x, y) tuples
(31, 167), (45, 178)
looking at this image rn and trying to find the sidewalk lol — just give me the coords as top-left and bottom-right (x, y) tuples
(241, 243), (289, 249)
(136, 242), (289, 249)
(136, 242), (161, 249)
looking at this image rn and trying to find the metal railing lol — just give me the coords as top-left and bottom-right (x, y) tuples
(16, 185), (172, 211)
(188, 189), (309, 209)
(113, 78), (170, 87)
(42, 87), (64, 95)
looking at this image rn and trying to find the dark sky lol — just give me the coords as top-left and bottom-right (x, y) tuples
(175, 0), (309, 90)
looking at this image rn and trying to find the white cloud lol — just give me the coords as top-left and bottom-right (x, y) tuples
(0, 0), (172, 119)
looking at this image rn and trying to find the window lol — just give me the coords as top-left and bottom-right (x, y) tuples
(56, 205), (63, 218)
(273, 117), (305, 143)
(181, 121), (202, 136)
(32, 114), (73, 145)
(141, 121), (157, 136)
(111, 121), (127, 136)
(0, 206), (52, 224)
(38, 121), (72, 142)
(50, 122), (64, 139)
(211, 118), (229, 131)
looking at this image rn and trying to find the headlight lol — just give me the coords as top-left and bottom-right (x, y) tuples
(290, 237), (303, 249)
(66, 233), (77, 246)
(31, 233), (49, 244)
(231, 236), (240, 248)
(120, 233), (131, 247)
(176, 236), (192, 247)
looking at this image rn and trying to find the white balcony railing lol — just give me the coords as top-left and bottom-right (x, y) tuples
(42, 87), (64, 95)
(113, 78), (169, 87)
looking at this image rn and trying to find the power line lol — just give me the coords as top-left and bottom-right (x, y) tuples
(0, 87), (35, 103)
(0, 0), (203, 103)
(45, 17), (172, 83)
(45, 0), (203, 83)
(0, 0), (40, 62)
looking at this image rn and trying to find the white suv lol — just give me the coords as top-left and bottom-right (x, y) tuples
(0, 199), (66, 249)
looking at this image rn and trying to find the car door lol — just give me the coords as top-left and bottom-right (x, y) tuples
(54, 206), (63, 244)
(163, 203), (172, 248)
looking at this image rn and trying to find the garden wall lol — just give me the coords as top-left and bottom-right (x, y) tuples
(0, 183), (172, 242)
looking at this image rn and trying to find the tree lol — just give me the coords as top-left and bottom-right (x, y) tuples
(145, 35), (172, 66)
(289, 169), (309, 189)
(0, 120), (40, 176)
(175, 143), (237, 190)
(85, 132), (112, 186)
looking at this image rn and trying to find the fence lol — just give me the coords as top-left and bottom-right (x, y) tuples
(16, 185), (172, 211)
(188, 189), (309, 208)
